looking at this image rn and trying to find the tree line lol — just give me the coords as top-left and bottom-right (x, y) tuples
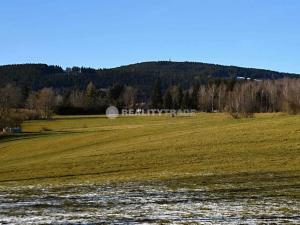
(151, 78), (300, 117)
(1, 77), (300, 132)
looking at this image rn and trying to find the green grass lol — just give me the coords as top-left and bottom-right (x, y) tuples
(0, 113), (299, 191)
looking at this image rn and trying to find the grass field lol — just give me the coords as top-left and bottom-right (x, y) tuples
(0, 113), (299, 188)
(1, 113), (300, 224)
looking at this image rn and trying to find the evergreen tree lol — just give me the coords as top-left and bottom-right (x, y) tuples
(109, 84), (124, 101)
(191, 84), (200, 109)
(85, 81), (97, 108)
(86, 82), (96, 98)
(163, 89), (173, 109)
(173, 85), (183, 109)
(182, 91), (190, 109)
(151, 79), (163, 108)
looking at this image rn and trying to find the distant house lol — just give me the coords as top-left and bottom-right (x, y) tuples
(237, 76), (251, 80)
(2, 127), (22, 133)
(237, 76), (261, 82)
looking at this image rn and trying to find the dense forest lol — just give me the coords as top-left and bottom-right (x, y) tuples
(0, 61), (299, 98)
(0, 61), (300, 132)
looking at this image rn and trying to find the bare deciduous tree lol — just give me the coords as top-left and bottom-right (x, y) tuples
(37, 88), (56, 119)
(123, 86), (136, 108)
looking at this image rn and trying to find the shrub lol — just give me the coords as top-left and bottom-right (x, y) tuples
(283, 100), (300, 115)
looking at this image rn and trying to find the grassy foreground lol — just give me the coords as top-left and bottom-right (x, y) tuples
(0, 113), (299, 190)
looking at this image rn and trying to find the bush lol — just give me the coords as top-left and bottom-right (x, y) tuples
(19, 109), (41, 120)
(225, 106), (254, 119)
(283, 100), (300, 115)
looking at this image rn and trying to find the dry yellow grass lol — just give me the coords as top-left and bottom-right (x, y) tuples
(0, 113), (299, 188)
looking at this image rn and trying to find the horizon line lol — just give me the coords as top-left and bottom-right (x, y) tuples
(0, 60), (299, 75)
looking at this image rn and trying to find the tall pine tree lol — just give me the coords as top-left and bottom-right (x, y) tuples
(151, 79), (163, 108)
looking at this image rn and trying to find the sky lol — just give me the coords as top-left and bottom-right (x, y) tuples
(0, 0), (300, 73)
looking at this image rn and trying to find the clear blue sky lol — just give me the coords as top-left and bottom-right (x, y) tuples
(1, 0), (299, 73)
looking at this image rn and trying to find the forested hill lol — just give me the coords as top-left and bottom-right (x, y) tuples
(0, 61), (299, 91)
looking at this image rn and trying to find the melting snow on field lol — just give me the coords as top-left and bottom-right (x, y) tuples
(0, 183), (299, 224)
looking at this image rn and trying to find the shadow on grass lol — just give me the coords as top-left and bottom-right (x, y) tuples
(0, 131), (83, 143)
(163, 170), (300, 198)
(54, 115), (106, 120)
